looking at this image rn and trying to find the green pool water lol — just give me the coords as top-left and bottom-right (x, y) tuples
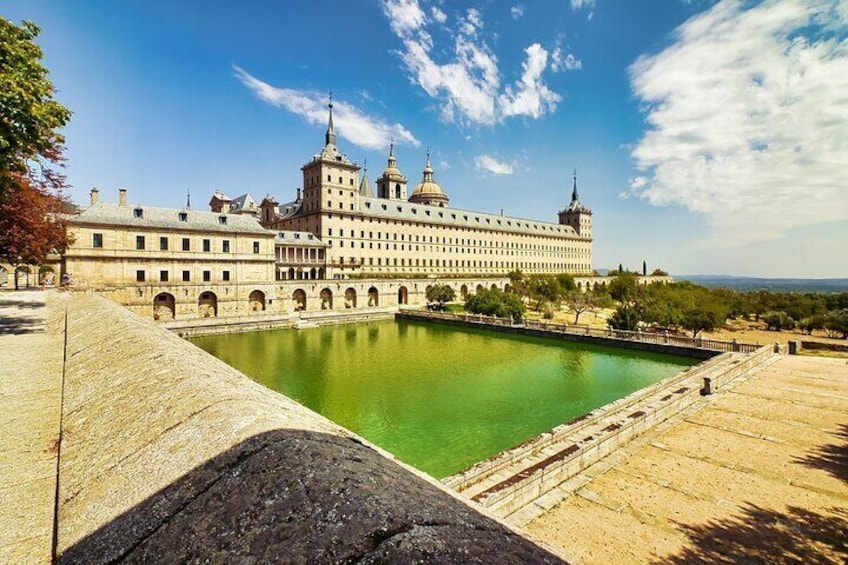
(190, 319), (698, 478)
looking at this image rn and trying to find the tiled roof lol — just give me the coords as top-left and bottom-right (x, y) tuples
(70, 202), (272, 235)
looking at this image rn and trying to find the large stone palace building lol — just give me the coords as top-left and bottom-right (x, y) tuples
(58, 102), (604, 319)
(258, 102), (593, 279)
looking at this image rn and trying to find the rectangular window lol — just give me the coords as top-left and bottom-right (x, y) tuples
(135, 235), (145, 250)
(253, 241), (260, 254)
(203, 270), (211, 282)
(160, 237), (168, 251)
(222, 240), (230, 253)
(182, 270), (190, 282)
(92, 233), (103, 248)
(203, 239), (211, 252)
(182, 238), (190, 251)
(160, 270), (169, 282)
(178, 212), (188, 222)
(222, 270), (230, 281)
(136, 270), (145, 282)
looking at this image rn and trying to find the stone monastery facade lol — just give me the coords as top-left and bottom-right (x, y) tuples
(60, 102), (596, 319)
(259, 102), (593, 279)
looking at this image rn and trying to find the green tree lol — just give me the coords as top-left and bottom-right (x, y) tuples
(564, 289), (605, 325)
(555, 273), (576, 293)
(762, 311), (795, 331)
(426, 284), (455, 310)
(465, 288), (525, 321)
(526, 274), (563, 312)
(1, 18), (73, 269)
(608, 304), (640, 331)
(799, 315), (825, 335)
(1, 18), (71, 179)
(608, 272), (639, 303)
(824, 309), (848, 339)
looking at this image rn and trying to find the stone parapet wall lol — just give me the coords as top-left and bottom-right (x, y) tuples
(453, 346), (777, 519)
(55, 293), (563, 563)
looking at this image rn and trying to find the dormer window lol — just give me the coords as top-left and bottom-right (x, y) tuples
(133, 207), (143, 219)
(178, 212), (188, 222)
(218, 216), (227, 225)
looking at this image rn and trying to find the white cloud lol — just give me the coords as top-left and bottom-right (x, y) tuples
(475, 154), (515, 175)
(500, 44), (562, 119)
(570, 0), (595, 19)
(551, 48), (582, 72)
(627, 0), (848, 249)
(382, 0), (427, 38)
(431, 6), (447, 24)
(233, 67), (420, 150)
(382, 0), (561, 125)
(439, 159), (450, 170)
(511, 5), (525, 19)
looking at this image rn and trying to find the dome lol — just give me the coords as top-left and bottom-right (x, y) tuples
(381, 143), (406, 181)
(409, 153), (449, 206)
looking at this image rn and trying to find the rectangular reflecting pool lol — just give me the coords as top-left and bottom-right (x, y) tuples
(190, 319), (698, 478)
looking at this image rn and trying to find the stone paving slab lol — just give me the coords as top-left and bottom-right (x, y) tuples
(526, 355), (848, 564)
(0, 291), (64, 565)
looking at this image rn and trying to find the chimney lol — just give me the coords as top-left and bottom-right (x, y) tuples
(296, 188), (302, 201)
(118, 188), (127, 207)
(90, 187), (99, 205)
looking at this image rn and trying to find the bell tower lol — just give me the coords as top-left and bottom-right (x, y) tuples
(376, 141), (408, 200)
(558, 170), (592, 238)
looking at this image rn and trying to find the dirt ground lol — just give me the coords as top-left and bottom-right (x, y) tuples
(525, 306), (848, 352)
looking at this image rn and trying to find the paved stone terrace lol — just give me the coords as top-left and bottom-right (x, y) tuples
(525, 354), (848, 564)
(0, 291), (64, 565)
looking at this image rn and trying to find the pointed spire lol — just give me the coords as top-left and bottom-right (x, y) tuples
(325, 91), (336, 147)
(571, 169), (579, 203)
(186, 188), (191, 210)
(422, 148), (435, 181)
(386, 137), (397, 168)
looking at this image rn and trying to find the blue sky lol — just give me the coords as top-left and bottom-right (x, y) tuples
(5, 0), (847, 277)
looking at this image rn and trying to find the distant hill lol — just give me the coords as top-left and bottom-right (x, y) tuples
(674, 275), (848, 293)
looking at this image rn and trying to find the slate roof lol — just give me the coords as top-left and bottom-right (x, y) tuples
(355, 198), (581, 239)
(275, 231), (327, 248)
(70, 202), (272, 236)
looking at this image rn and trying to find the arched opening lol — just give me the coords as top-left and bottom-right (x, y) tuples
(344, 287), (357, 308)
(317, 268), (325, 279)
(310, 268), (317, 279)
(395, 183), (401, 198)
(491, 283), (498, 291)
(288, 267), (295, 280)
(38, 266), (55, 287)
(320, 288), (333, 310)
(153, 292), (176, 320)
(476, 284), (484, 294)
(398, 286), (408, 305)
(15, 266), (32, 289)
(0, 266), (7, 288)
(593, 282), (599, 291)
(249, 290), (266, 313)
(504, 284), (512, 293)
(367, 286), (379, 307)
(460, 284), (468, 299)
(198, 291), (218, 318)
(292, 289), (306, 311)
(577, 282), (583, 291)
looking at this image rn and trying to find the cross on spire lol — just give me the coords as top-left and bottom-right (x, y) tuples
(325, 91), (336, 146)
(571, 169), (579, 203)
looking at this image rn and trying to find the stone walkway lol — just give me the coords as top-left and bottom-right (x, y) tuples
(525, 355), (848, 564)
(0, 290), (64, 565)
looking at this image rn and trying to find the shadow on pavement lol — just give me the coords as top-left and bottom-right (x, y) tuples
(60, 428), (566, 564)
(653, 503), (847, 564)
